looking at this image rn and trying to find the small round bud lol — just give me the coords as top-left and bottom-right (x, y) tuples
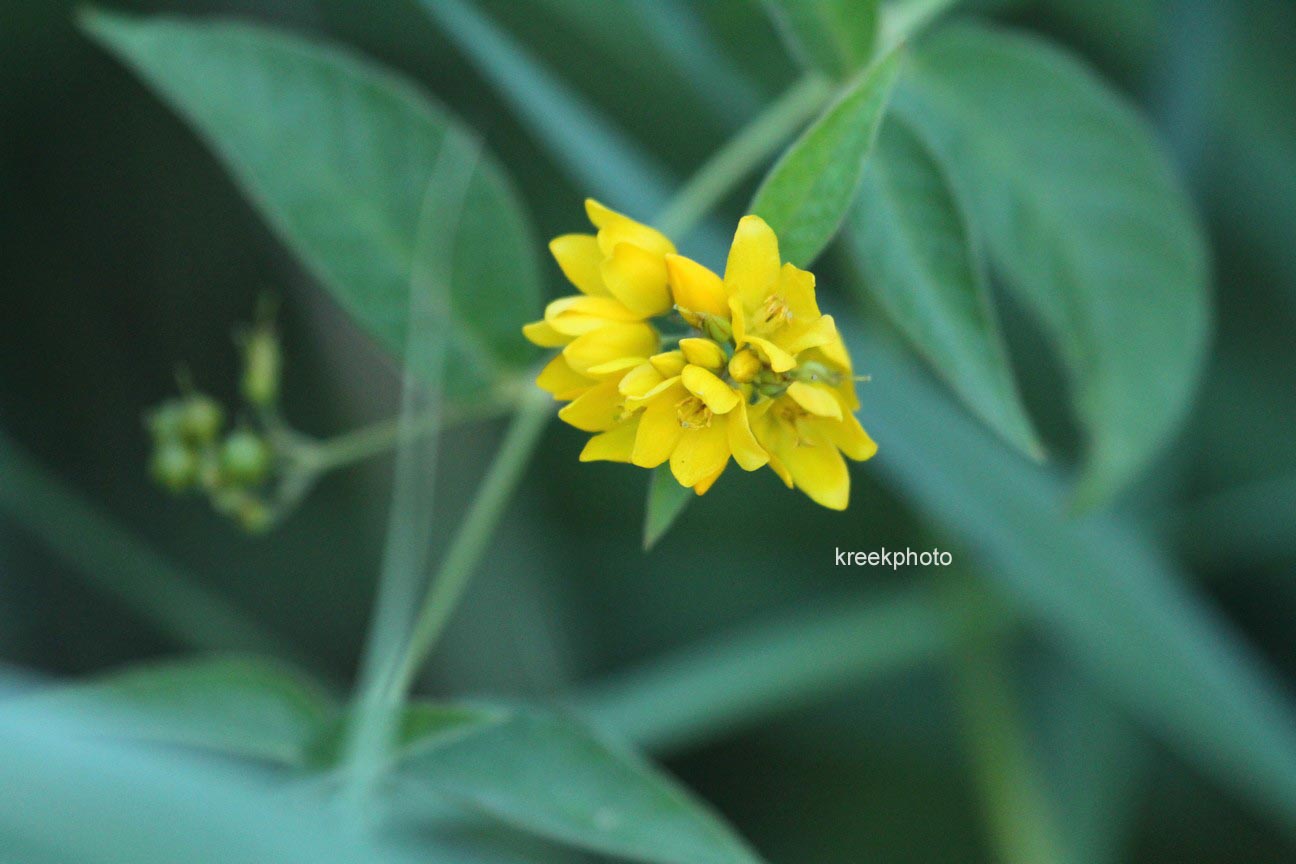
(241, 328), (281, 408)
(150, 441), (198, 492)
(146, 400), (187, 441)
(181, 395), (224, 445)
(220, 429), (272, 485)
(728, 349), (763, 384)
(236, 497), (273, 533)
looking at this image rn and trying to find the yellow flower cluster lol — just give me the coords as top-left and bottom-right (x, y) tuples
(524, 200), (876, 510)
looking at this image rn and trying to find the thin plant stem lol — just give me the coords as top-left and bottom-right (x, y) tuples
(653, 74), (832, 238)
(385, 384), (554, 700)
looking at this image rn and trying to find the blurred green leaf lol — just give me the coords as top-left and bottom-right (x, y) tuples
(400, 705), (766, 864)
(0, 430), (294, 660)
(82, 10), (540, 402)
(751, 49), (902, 266)
(761, 0), (879, 79)
(19, 656), (335, 767)
(849, 321), (1296, 840)
(848, 117), (1041, 458)
(643, 465), (694, 551)
(896, 23), (1210, 507)
(420, 0), (672, 216)
(309, 703), (506, 768)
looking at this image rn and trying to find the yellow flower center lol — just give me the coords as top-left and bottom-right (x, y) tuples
(755, 294), (792, 328)
(675, 396), (713, 429)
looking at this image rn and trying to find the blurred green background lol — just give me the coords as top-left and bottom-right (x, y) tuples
(4, 1), (1296, 862)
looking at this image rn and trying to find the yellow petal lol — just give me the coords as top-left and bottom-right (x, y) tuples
(693, 463), (726, 495)
(623, 374), (681, 408)
(724, 215), (781, 309)
(585, 198), (674, 258)
(549, 234), (607, 296)
(678, 337), (726, 371)
(650, 350), (686, 377)
(545, 295), (640, 336)
(557, 378), (624, 432)
(727, 295), (748, 344)
(522, 320), (570, 348)
(726, 400), (768, 471)
(618, 362), (665, 399)
(665, 254), (729, 319)
(580, 418), (640, 463)
(632, 382), (687, 468)
(586, 356), (645, 377)
(788, 381), (843, 419)
(536, 353), (593, 401)
(670, 421), (730, 488)
(745, 335), (797, 373)
(784, 441), (850, 510)
(776, 262), (821, 320)
(602, 242), (672, 317)
(778, 313), (838, 356)
(681, 365), (739, 414)
(562, 322), (658, 375)
(817, 323), (853, 371)
(824, 412), (878, 462)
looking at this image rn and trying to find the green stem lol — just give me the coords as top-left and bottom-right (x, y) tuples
(307, 391), (519, 474)
(653, 74), (832, 238)
(945, 582), (1069, 864)
(387, 385), (554, 698)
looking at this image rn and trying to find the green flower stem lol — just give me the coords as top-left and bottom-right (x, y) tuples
(387, 384), (554, 698)
(945, 582), (1069, 864)
(653, 74), (832, 238)
(305, 390), (520, 474)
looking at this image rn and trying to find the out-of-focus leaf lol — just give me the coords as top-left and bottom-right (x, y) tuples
(751, 49), (902, 266)
(761, 0), (879, 79)
(643, 465), (694, 551)
(308, 703), (506, 768)
(399, 705), (766, 864)
(848, 117), (1040, 458)
(0, 430), (293, 660)
(420, 0), (672, 216)
(82, 10), (539, 401)
(848, 320), (1296, 839)
(896, 23), (1210, 507)
(18, 656), (335, 767)
(575, 584), (996, 753)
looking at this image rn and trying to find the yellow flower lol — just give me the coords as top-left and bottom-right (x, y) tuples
(724, 215), (838, 373)
(523, 199), (674, 400)
(523, 203), (876, 510)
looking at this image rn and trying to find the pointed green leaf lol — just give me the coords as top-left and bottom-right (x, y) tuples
(644, 464), (695, 550)
(847, 117), (1042, 458)
(751, 49), (902, 266)
(761, 0), (879, 79)
(895, 23), (1210, 506)
(400, 705), (765, 864)
(20, 656), (335, 767)
(82, 10), (540, 400)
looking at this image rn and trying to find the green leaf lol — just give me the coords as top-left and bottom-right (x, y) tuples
(400, 705), (765, 864)
(307, 702), (506, 768)
(847, 117), (1041, 458)
(761, 0), (879, 79)
(18, 656), (335, 767)
(751, 49), (902, 266)
(81, 10), (540, 401)
(643, 465), (695, 550)
(847, 321), (1296, 840)
(895, 23), (1210, 507)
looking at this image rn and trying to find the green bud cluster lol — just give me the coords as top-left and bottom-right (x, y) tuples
(144, 310), (286, 533)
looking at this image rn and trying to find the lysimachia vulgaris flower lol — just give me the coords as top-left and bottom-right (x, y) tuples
(523, 202), (877, 509)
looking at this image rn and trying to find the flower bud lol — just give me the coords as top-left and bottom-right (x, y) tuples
(220, 429), (272, 485)
(237, 498), (273, 533)
(700, 314), (733, 346)
(181, 394), (224, 445)
(241, 328), (281, 408)
(150, 441), (197, 492)
(146, 400), (187, 442)
(728, 348), (762, 383)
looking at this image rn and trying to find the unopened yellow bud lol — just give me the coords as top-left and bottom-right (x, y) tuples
(728, 349), (763, 383)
